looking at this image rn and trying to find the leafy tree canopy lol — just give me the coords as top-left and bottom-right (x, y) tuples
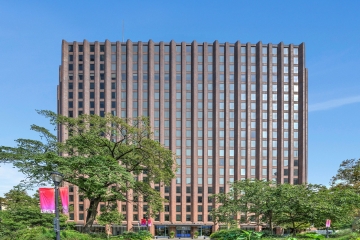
(211, 180), (360, 236)
(212, 180), (279, 231)
(0, 110), (176, 232)
(331, 158), (360, 191)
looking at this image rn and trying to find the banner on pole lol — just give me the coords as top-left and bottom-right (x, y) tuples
(140, 219), (147, 226)
(39, 188), (55, 213)
(147, 219), (152, 227)
(59, 187), (69, 214)
(326, 219), (331, 227)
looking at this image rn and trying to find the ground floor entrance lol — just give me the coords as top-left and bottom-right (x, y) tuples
(155, 225), (213, 238)
(155, 225), (169, 237)
(176, 226), (191, 238)
(199, 226), (212, 236)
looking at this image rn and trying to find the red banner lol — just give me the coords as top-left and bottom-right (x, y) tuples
(147, 219), (152, 227)
(39, 188), (55, 213)
(59, 187), (69, 214)
(141, 218), (147, 226)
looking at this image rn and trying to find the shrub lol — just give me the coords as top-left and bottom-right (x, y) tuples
(121, 230), (152, 240)
(304, 233), (325, 239)
(12, 227), (54, 240)
(210, 228), (244, 239)
(210, 229), (263, 240)
(329, 229), (352, 238)
(4, 227), (107, 240)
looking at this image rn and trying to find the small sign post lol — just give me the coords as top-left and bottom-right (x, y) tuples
(326, 219), (331, 238)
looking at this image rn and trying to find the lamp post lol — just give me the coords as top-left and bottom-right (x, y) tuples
(51, 171), (63, 240)
(144, 214), (148, 229)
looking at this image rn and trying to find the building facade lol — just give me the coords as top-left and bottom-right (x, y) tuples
(58, 40), (308, 237)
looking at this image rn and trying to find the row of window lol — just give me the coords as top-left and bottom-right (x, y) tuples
(69, 55), (299, 66)
(68, 73), (299, 84)
(68, 63), (300, 74)
(69, 212), (210, 222)
(68, 44), (300, 55)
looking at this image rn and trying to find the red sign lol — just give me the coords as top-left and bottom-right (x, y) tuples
(39, 188), (55, 213)
(140, 218), (147, 226)
(59, 187), (69, 214)
(326, 219), (331, 227)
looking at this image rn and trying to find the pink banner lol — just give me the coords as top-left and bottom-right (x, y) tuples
(326, 219), (331, 227)
(147, 219), (152, 227)
(59, 187), (69, 214)
(39, 188), (55, 213)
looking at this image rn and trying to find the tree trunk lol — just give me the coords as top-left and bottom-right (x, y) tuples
(83, 198), (101, 233)
(106, 224), (111, 239)
(269, 211), (273, 235)
(292, 220), (296, 237)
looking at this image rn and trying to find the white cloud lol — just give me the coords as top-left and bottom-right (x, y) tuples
(309, 95), (360, 112)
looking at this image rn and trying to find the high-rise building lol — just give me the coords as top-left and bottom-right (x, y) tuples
(58, 40), (308, 237)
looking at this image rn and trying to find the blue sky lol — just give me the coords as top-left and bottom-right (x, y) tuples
(1, 1), (360, 196)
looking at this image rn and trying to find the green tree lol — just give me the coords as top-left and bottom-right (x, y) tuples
(274, 184), (360, 234)
(273, 183), (317, 235)
(330, 158), (360, 228)
(0, 186), (68, 238)
(331, 158), (360, 191)
(211, 180), (279, 233)
(0, 110), (176, 232)
(312, 185), (360, 229)
(211, 189), (239, 228)
(96, 202), (124, 239)
(212, 180), (360, 236)
(234, 180), (279, 233)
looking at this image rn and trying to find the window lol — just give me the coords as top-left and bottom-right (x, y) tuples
(186, 205), (191, 212)
(294, 48), (298, 55)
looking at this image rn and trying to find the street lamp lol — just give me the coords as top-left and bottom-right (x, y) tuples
(144, 214), (148, 228)
(51, 171), (63, 240)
